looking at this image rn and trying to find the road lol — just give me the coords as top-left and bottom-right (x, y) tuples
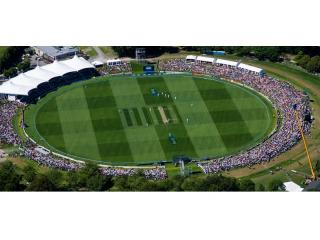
(92, 46), (108, 63)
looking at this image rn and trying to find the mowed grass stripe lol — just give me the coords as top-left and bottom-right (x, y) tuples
(162, 105), (172, 122)
(142, 107), (153, 125)
(153, 106), (163, 124)
(123, 109), (133, 126)
(133, 108), (143, 126)
(165, 75), (227, 157)
(138, 75), (198, 159)
(194, 78), (255, 152)
(226, 85), (273, 138)
(110, 77), (166, 163)
(83, 81), (134, 163)
(35, 98), (67, 152)
(56, 86), (101, 160)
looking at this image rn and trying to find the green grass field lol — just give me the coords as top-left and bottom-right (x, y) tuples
(24, 74), (275, 165)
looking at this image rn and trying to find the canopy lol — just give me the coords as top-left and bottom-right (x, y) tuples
(283, 182), (303, 192)
(196, 56), (215, 63)
(186, 55), (197, 61)
(42, 60), (76, 76)
(62, 55), (94, 71)
(238, 63), (264, 74)
(216, 59), (238, 67)
(0, 56), (95, 96)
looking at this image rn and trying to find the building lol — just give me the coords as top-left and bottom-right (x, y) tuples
(0, 55), (95, 102)
(303, 180), (320, 191)
(185, 55), (266, 76)
(283, 181), (303, 192)
(33, 46), (79, 61)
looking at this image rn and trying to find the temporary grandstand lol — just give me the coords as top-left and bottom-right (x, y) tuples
(185, 55), (265, 75)
(0, 55), (95, 102)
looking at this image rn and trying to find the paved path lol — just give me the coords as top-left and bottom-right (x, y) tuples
(92, 46), (108, 63)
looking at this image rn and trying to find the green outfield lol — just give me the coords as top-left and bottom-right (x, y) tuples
(24, 74), (276, 165)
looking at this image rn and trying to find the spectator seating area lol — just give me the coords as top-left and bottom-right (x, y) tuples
(159, 58), (312, 173)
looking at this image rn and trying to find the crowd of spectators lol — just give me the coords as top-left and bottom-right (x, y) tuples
(0, 99), (167, 179)
(159, 59), (312, 173)
(0, 58), (313, 177)
(0, 101), (23, 145)
(144, 168), (167, 180)
(105, 62), (132, 74)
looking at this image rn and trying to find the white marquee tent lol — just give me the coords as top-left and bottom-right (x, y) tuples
(185, 55), (265, 75)
(0, 55), (94, 99)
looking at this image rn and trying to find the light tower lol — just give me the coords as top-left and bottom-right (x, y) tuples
(135, 48), (146, 62)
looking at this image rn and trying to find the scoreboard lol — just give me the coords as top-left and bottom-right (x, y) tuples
(143, 65), (155, 73)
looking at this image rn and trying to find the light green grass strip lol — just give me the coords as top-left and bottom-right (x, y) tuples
(226, 84), (273, 138)
(56, 87), (101, 160)
(110, 77), (166, 163)
(164, 75), (227, 157)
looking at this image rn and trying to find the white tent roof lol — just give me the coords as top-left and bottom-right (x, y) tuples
(0, 56), (95, 96)
(196, 56), (215, 63)
(0, 81), (31, 95)
(238, 63), (264, 74)
(186, 55), (197, 60)
(216, 59), (238, 66)
(284, 182), (303, 192)
(62, 55), (94, 71)
(42, 60), (76, 76)
(25, 66), (60, 82)
(10, 73), (44, 88)
(106, 59), (122, 63)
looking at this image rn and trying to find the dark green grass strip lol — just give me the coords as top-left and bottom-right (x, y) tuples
(162, 105), (172, 123)
(172, 104), (182, 123)
(142, 107), (153, 125)
(194, 81), (254, 151)
(83, 82), (134, 163)
(136, 76), (173, 105)
(123, 108), (133, 126)
(154, 124), (198, 160)
(132, 108), (143, 126)
(153, 106), (163, 125)
(35, 99), (67, 152)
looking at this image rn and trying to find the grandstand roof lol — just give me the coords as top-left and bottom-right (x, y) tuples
(25, 66), (60, 82)
(42, 60), (76, 76)
(186, 55), (197, 60)
(216, 59), (238, 67)
(196, 56), (215, 63)
(283, 182), (303, 192)
(106, 59), (122, 64)
(0, 81), (31, 95)
(0, 56), (95, 96)
(62, 55), (94, 71)
(238, 63), (264, 74)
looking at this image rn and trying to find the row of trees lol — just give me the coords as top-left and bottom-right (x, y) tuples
(0, 47), (27, 74)
(294, 52), (320, 73)
(0, 160), (267, 191)
(3, 59), (30, 78)
(112, 47), (179, 58)
(112, 46), (320, 66)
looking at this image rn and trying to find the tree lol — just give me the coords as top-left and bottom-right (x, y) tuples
(297, 55), (311, 69)
(45, 169), (64, 190)
(253, 47), (281, 62)
(17, 59), (30, 72)
(239, 179), (255, 191)
(0, 161), (24, 191)
(23, 164), (37, 183)
(27, 174), (58, 191)
(306, 56), (320, 73)
(268, 179), (285, 191)
(257, 184), (266, 191)
(86, 174), (113, 191)
(0, 47), (27, 73)
(3, 67), (17, 78)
